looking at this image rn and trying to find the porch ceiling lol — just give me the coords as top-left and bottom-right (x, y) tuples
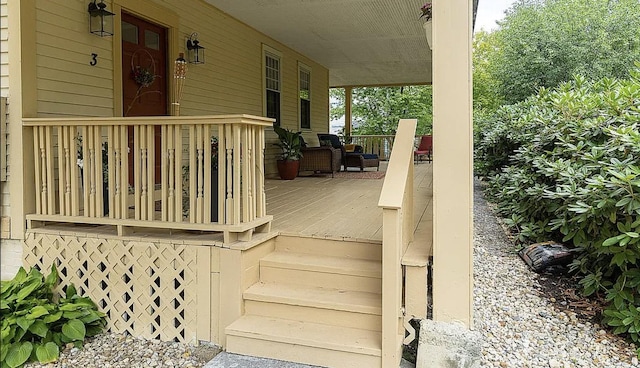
(205, 0), (433, 88)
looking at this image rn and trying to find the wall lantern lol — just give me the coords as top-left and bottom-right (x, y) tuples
(88, 0), (115, 37)
(186, 33), (205, 64)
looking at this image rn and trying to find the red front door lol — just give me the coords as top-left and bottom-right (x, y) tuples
(121, 13), (167, 183)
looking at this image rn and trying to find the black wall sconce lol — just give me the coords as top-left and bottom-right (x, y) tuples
(88, 0), (115, 37)
(186, 33), (205, 64)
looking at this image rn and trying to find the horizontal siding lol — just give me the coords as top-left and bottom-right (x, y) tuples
(1, 0), (8, 95)
(1, 0), (9, 220)
(35, 0), (114, 117)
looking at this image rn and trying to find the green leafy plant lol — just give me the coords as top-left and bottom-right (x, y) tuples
(475, 65), (640, 356)
(0, 265), (107, 368)
(273, 126), (303, 161)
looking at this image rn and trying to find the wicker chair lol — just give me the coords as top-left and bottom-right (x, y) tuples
(299, 146), (342, 177)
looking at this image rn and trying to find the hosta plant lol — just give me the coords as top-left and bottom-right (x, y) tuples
(0, 265), (107, 368)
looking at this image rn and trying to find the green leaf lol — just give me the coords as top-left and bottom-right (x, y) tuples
(603, 236), (621, 247)
(0, 343), (8, 362)
(16, 280), (42, 302)
(35, 342), (59, 364)
(28, 320), (48, 338)
(61, 319), (85, 341)
(65, 284), (77, 299)
(44, 265), (58, 289)
(42, 311), (63, 324)
(15, 317), (33, 333)
(5, 342), (32, 368)
(26, 305), (49, 320)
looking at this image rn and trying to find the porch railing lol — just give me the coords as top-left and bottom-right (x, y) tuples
(348, 135), (394, 160)
(23, 115), (274, 243)
(378, 119), (416, 367)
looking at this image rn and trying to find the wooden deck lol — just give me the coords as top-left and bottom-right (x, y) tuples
(265, 162), (433, 243)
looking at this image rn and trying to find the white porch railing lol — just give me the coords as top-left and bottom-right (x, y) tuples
(378, 119), (416, 367)
(348, 135), (394, 160)
(23, 115), (274, 243)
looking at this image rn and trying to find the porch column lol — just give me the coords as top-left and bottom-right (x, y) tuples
(431, 0), (473, 327)
(8, 0), (37, 240)
(344, 86), (352, 138)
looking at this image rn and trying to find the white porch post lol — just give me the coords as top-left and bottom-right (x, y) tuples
(431, 0), (474, 327)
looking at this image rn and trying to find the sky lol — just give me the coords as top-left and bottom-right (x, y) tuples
(474, 0), (517, 32)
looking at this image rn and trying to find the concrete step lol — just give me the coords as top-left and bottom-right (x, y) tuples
(244, 282), (382, 331)
(225, 315), (382, 368)
(259, 251), (382, 293)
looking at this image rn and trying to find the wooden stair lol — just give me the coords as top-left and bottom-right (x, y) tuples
(225, 235), (383, 368)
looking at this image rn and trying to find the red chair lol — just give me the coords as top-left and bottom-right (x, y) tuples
(414, 135), (432, 163)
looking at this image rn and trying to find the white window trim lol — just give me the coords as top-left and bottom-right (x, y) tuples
(262, 44), (282, 121)
(298, 62), (311, 130)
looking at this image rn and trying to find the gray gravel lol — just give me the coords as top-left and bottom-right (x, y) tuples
(473, 180), (639, 368)
(20, 181), (640, 367)
(23, 333), (220, 368)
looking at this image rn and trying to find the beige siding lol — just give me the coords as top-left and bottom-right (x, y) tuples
(35, 0), (114, 117)
(0, 0), (7, 96)
(31, 0), (329, 175)
(1, 0), (9, 220)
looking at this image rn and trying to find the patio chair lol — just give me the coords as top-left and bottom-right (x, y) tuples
(414, 135), (432, 163)
(317, 133), (380, 171)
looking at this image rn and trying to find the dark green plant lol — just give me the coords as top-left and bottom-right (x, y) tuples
(0, 265), (107, 368)
(273, 126), (303, 161)
(475, 66), (640, 356)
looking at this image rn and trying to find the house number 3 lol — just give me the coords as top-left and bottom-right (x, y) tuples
(90, 53), (98, 66)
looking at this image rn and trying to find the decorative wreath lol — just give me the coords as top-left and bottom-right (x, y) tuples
(130, 49), (157, 88)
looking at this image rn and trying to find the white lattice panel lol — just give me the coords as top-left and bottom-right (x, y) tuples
(24, 232), (209, 343)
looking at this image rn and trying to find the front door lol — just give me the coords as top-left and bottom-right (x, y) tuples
(121, 13), (167, 183)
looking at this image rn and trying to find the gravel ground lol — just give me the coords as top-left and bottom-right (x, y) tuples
(23, 333), (220, 368)
(473, 179), (639, 368)
(20, 180), (640, 367)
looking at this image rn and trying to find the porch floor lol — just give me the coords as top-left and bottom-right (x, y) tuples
(265, 162), (433, 245)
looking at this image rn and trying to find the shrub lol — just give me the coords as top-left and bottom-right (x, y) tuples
(0, 265), (107, 368)
(475, 65), (640, 354)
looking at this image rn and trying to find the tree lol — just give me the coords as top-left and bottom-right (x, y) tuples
(472, 30), (505, 113)
(493, 0), (640, 104)
(329, 86), (433, 136)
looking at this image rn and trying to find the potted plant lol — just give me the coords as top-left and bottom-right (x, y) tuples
(420, 3), (433, 49)
(273, 125), (303, 180)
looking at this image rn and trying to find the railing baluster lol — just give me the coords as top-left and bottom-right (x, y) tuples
(146, 125), (155, 219)
(188, 125), (196, 224)
(232, 124), (241, 225)
(203, 125), (211, 223)
(174, 126), (183, 222)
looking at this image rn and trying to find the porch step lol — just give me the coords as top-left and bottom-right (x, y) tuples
(225, 315), (382, 368)
(259, 251), (382, 293)
(244, 282), (382, 331)
(275, 235), (382, 261)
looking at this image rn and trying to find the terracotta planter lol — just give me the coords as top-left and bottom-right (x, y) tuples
(277, 160), (300, 180)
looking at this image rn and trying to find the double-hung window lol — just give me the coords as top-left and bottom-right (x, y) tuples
(299, 64), (311, 130)
(263, 47), (281, 126)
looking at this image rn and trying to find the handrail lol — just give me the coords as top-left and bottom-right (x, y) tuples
(377, 119), (417, 367)
(25, 114), (273, 243)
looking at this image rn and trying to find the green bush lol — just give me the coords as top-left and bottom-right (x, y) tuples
(475, 65), (640, 354)
(0, 265), (107, 368)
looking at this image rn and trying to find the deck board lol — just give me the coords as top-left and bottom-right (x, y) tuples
(266, 162), (433, 243)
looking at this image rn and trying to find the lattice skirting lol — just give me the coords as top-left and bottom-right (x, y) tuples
(24, 232), (211, 343)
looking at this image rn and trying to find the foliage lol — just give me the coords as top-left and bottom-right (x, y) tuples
(273, 125), (303, 161)
(1, 265), (107, 368)
(475, 68), (640, 352)
(472, 30), (505, 114)
(419, 3), (432, 21)
(329, 86), (433, 136)
(487, 0), (640, 104)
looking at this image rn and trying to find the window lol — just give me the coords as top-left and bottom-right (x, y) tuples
(299, 64), (311, 130)
(263, 47), (281, 126)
